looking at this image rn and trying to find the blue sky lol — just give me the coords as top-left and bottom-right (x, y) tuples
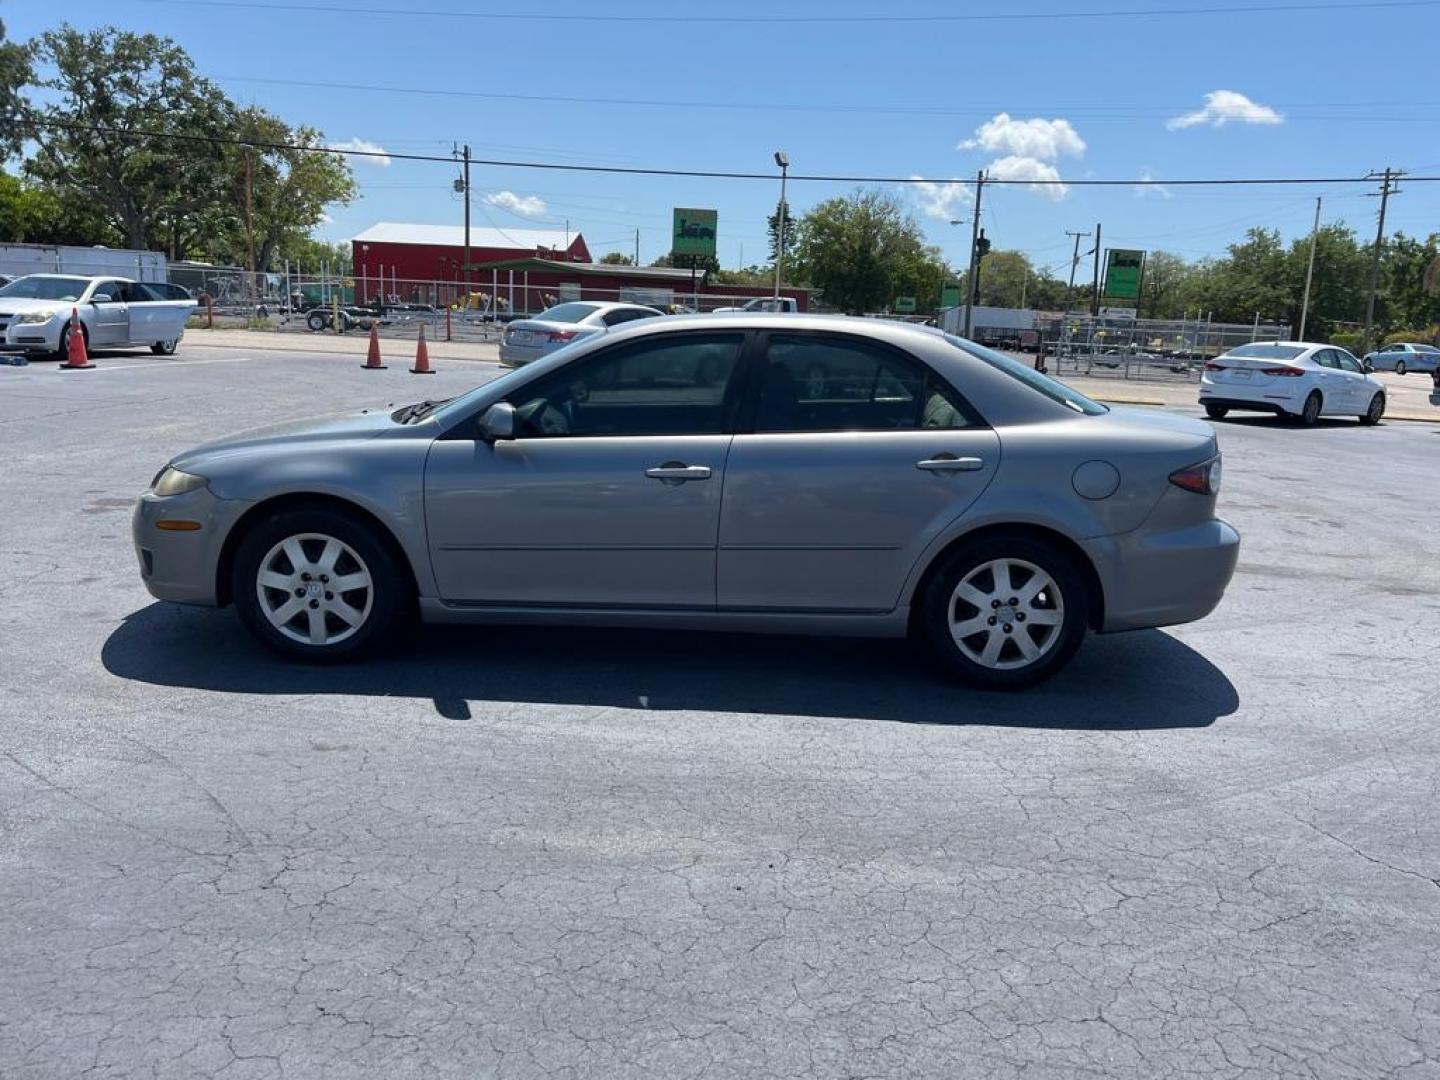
(8, 0), (1440, 274)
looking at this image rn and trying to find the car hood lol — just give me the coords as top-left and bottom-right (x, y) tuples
(0, 297), (80, 313)
(172, 407), (411, 468)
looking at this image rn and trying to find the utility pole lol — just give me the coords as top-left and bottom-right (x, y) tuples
(773, 150), (790, 301)
(1299, 196), (1322, 341)
(1362, 167), (1402, 354)
(635, 228), (640, 266)
(1065, 229), (1090, 308)
(963, 170), (985, 338)
(1090, 222), (1102, 316)
(453, 144), (472, 298)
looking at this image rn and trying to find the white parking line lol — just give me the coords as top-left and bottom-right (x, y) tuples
(76, 356), (260, 373)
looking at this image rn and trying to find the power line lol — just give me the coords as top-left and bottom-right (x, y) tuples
(23, 119), (1440, 188)
(220, 75), (1440, 122)
(139, 0), (1440, 25)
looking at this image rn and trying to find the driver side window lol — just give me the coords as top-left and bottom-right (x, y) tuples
(507, 333), (744, 437)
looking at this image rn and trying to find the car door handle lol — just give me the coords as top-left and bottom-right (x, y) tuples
(645, 464), (712, 481)
(916, 456), (985, 472)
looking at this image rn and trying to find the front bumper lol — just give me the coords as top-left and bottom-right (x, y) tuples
(132, 485), (252, 606)
(1, 319), (64, 353)
(1082, 518), (1241, 633)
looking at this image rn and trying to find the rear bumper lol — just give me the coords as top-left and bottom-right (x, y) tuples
(1082, 518), (1241, 633)
(1197, 395), (1293, 416)
(497, 342), (548, 366)
(1199, 375), (1302, 414)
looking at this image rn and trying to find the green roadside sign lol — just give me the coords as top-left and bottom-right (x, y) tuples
(894, 296), (917, 313)
(1103, 249), (1145, 300)
(940, 283), (962, 308)
(672, 208), (718, 258)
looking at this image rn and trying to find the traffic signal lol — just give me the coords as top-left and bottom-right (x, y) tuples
(976, 230), (991, 259)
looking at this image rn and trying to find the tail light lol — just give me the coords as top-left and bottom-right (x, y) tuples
(1261, 366), (1305, 377)
(1204, 361), (1225, 371)
(1169, 455), (1222, 496)
(547, 330), (577, 343)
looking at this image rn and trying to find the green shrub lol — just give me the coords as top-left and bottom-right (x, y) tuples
(1328, 330), (1363, 352)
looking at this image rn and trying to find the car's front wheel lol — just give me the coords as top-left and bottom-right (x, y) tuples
(1360, 392), (1385, 426)
(918, 534), (1090, 689)
(232, 508), (406, 660)
(1204, 403), (1229, 420)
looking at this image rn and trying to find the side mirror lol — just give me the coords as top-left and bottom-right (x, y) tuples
(478, 401), (515, 442)
(1363, 360), (1374, 373)
(91, 292), (112, 304)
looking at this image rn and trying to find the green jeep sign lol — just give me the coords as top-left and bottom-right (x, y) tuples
(672, 208), (718, 259)
(1103, 249), (1145, 300)
(894, 296), (917, 313)
(940, 283), (962, 309)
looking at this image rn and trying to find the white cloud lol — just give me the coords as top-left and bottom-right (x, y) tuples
(959, 113), (1085, 161)
(985, 156), (1069, 201)
(909, 176), (972, 221)
(326, 137), (392, 166)
(1135, 167), (1172, 199)
(484, 190), (548, 218)
(1166, 90), (1283, 130)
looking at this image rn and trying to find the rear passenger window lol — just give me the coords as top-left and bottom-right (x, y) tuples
(755, 334), (977, 432)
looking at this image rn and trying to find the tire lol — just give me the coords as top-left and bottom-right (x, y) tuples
(917, 533), (1090, 690)
(306, 310), (328, 332)
(1360, 392), (1385, 426)
(232, 507), (408, 661)
(1204, 403), (1229, 420)
(56, 322), (87, 362)
(1395, 360), (1406, 376)
(1296, 390), (1322, 427)
(151, 337), (178, 356)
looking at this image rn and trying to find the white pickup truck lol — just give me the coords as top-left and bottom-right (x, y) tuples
(711, 296), (799, 314)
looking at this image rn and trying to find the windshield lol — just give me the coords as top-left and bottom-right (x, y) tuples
(0, 276), (92, 301)
(537, 302), (600, 324)
(941, 333), (1108, 416)
(1223, 344), (1306, 360)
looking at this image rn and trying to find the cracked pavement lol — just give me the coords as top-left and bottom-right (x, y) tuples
(2, 345), (1438, 1078)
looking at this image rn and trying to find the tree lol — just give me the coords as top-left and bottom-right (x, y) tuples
(793, 189), (950, 314)
(1137, 251), (1194, 319)
(22, 26), (237, 251)
(768, 198), (796, 269)
(0, 19), (31, 160)
(1378, 232), (1440, 333)
(0, 169), (120, 245)
(652, 251), (719, 274)
(598, 251), (634, 265)
(221, 107), (355, 271)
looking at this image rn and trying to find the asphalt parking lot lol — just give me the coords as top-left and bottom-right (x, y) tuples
(2, 340), (1438, 1079)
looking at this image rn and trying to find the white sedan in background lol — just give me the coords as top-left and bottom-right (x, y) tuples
(498, 301), (662, 366)
(1199, 342), (1386, 426)
(0, 274), (196, 358)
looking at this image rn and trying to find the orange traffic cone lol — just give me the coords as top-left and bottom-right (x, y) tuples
(410, 323), (435, 374)
(361, 322), (386, 370)
(59, 308), (94, 370)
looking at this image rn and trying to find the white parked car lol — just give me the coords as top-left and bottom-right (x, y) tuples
(711, 297), (799, 314)
(1199, 342), (1386, 426)
(498, 302), (662, 366)
(0, 274), (196, 358)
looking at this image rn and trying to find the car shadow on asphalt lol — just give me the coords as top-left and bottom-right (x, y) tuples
(103, 603), (1238, 730)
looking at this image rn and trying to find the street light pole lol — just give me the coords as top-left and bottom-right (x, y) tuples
(962, 171), (984, 338)
(773, 151), (789, 302)
(1299, 197), (1322, 341)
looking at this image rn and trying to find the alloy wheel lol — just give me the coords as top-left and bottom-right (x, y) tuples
(255, 532), (374, 646)
(948, 558), (1065, 670)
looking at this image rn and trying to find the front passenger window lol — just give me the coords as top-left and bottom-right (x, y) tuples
(508, 333), (744, 437)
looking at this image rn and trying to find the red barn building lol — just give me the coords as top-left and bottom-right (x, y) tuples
(351, 222), (591, 302)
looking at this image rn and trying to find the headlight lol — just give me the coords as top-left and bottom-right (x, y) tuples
(151, 466), (208, 497)
(16, 309), (60, 324)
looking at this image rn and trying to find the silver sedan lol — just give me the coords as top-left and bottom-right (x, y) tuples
(498, 300), (663, 365)
(133, 315), (1239, 688)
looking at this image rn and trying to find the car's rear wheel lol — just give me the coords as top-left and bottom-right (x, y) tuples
(233, 507), (406, 661)
(1395, 359), (1407, 375)
(1296, 390), (1322, 427)
(918, 534), (1090, 689)
(151, 338), (178, 356)
(306, 310), (328, 332)
(1360, 392), (1385, 426)
(1204, 403), (1229, 420)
